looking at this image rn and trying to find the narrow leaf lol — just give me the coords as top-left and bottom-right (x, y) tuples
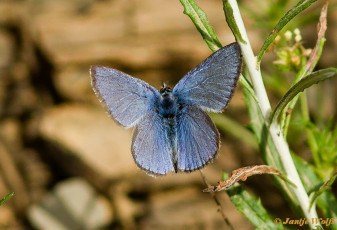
(293, 155), (337, 229)
(222, 0), (247, 44)
(257, 0), (318, 62)
(179, 0), (222, 52)
(0, 192), (14, 206)
(310, 169), (337, 211)
(226, 181), (283, 230)
(270, 68), (337, 124)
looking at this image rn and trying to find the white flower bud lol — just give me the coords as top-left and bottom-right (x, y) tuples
(294, 28), (301, 35)
(284, 31), (292, 41)
(295, 34), (302, 42)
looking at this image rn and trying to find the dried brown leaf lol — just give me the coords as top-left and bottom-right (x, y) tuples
(203, 165), (282, 192)
(305, 1), (328, 74)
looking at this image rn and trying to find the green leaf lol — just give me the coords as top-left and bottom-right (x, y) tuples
(225, 177), (283, 230)
(311, 119), (337, 177)
(0, 192), (14, 206)
(270, 68), (337, 124)
(257, 0), (318, 62)
(292, 155), (337, 229)
(309, 170), (337, 211)
(179, 0), (222, 52)
(222, 0), (247, 44)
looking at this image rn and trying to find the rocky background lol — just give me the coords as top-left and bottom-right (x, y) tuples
(0, 0), (336, 229)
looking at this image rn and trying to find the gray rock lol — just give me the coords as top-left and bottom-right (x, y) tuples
(28, 178), (113, 230)
(38, 104), (137, 179)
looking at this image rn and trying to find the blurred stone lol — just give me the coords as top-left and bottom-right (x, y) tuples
(111, 182), (143, 229)
(0, 31), (12, 114)
(0, 206), (15, 229)
(0, 30), (14, 70)
(0, 174), (11, 207)
(28, 178), (113, 230)
(0, 118), (21, 147)
(38, 104), (136, 179)
(0, 142), (30, 213)
(141, 187), (253, 230)
(0, 1), (27, 24)
(22, 149), (52, 202)
(0, 64), (37, 117)
(29, 0), (221, 66)
(0, 119), (51, 202)
(54, 65), (93, 102)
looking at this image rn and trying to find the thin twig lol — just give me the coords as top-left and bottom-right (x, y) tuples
(199, 171), (234, 230)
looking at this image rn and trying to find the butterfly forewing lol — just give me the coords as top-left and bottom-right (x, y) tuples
(90, 66), (160, 128)
(176, 106), (220, 171)
(173, 43), (242, 112)
(132, 111), (175, 176)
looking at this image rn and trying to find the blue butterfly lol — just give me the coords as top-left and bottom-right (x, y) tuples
(90, 42), (242, 176)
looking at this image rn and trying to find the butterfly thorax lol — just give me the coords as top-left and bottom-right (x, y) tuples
(158, 86), (177, 118)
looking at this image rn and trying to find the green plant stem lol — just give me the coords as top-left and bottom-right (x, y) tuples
(224, 0), (320, 228)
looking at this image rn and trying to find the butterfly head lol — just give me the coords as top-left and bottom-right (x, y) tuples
(160, 83), (172, 97)
(158, 83), (177, 117)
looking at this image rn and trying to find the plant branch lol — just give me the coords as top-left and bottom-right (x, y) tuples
(281, 1), (328, 137)
(224, 0), (321, 228)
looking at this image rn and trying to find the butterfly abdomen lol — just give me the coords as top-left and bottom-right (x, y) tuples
(163, 117), (178, 173)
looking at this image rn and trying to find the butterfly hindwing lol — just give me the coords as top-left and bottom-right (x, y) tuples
(173, 43), (242, 112)
(176, 105), (220, 172)
(90, 66), (160, 128)
(132, 111), (175, 176)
